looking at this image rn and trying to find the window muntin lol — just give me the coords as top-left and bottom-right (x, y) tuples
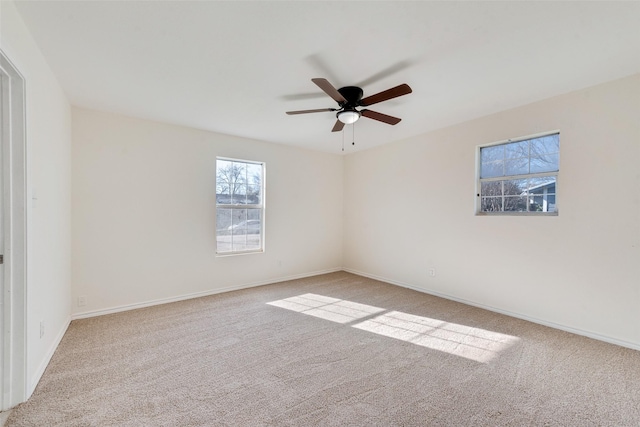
(216, 158), (264, 254)
(478, 133), (558, 214)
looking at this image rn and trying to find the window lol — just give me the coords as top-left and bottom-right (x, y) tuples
(477, 132), (559, 214)
(216, 158), (264, 254)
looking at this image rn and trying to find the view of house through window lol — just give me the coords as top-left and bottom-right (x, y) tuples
(478, 132), (559, 214)
(216, 158), (264, 254)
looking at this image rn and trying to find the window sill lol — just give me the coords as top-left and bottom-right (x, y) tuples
(475, 211), (558, 217)
(216, 249), (264, 257)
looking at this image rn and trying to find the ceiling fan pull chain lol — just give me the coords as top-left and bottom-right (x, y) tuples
(342, 126), (345, 152)
(352, 122), (355, 146)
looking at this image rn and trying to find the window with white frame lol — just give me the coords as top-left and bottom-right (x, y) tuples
(477, 132), (559, 214)
(216, 158), (264, 254)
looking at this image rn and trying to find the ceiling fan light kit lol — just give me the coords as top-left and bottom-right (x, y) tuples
(286, 78), (412, 133)
(337, 109), (360, 124)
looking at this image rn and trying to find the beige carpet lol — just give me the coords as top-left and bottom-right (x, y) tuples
(7, 272), (640, 426)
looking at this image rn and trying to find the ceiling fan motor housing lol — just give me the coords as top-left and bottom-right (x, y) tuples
(337, 86), (364, 108)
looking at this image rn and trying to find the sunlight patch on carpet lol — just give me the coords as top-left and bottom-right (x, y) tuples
(267, 293), (385, 324)
(267, 293), (519, 363)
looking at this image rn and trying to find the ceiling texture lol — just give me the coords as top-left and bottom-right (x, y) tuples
(12, 1), (640, 154)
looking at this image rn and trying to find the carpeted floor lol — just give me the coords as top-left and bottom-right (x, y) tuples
(1, 410), (11, 427)
(6, 272), (640, 426)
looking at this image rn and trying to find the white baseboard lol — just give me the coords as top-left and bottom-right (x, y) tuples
(71, 268), (342, 320)
(28, 316), (71, 398)
(343, 268), (640, 352)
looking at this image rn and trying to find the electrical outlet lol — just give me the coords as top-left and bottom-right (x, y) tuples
(428, 268), (436, 277)
(40, 321), (45, 338)
(78, 296), (87, 307)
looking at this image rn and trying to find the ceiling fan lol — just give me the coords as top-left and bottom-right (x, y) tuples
(286, 78), (412, 132)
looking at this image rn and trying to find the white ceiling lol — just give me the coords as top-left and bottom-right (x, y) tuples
(13, 1), (640, 154)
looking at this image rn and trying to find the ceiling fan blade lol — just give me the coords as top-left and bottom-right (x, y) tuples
(281, 92), (328, 101)
(361, 109), (402, 125)
(312, 78), (347, 104)
(286, 108), (336, 115)
(355, 60), (414, 88)
(332, 120), (345, 132)
(359, 84), (412, 107)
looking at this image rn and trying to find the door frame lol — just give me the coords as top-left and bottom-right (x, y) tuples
(0, 49), (28, 411)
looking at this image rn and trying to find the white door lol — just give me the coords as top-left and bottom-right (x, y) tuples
(0, 50), (27, 411)
(0, 66), (5, 410)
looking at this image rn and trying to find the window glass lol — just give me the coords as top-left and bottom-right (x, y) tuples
(530, 153), (559, 174)
(504, 140), (528, 159)
(478, 133), (558, 214)
(216, 158), (264, 254)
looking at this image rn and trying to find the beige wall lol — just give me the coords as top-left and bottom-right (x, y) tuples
(71, 108), (343, 316)
(344, 74), (640, 348)
(0, 1), (72, 395)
